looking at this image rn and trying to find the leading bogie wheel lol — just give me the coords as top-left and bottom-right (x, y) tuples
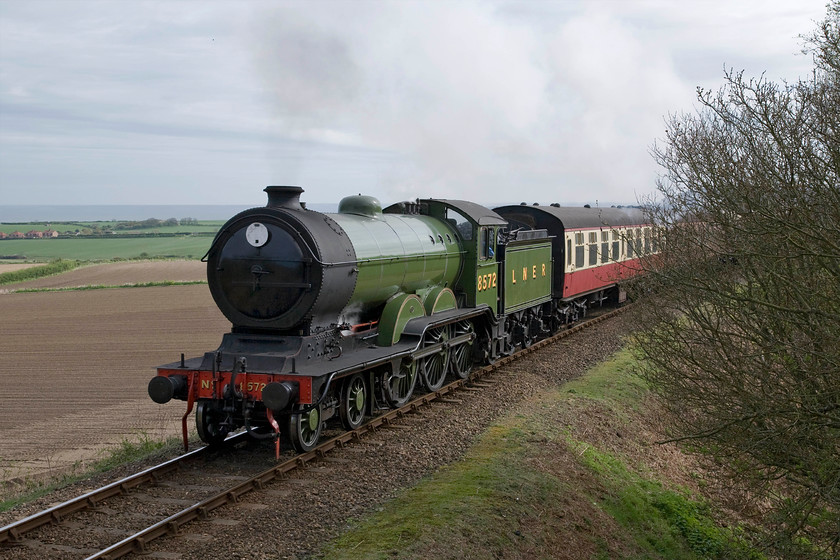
(286, 404), (323, 452)
(420, 325), (451, 391)
(196, 401), (228, 446)
(339, 373), (367, 430)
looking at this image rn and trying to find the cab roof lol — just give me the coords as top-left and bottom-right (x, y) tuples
(424, 199), (509, 226)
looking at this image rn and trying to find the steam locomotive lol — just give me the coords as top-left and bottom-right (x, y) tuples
(148, 186), (652, 453)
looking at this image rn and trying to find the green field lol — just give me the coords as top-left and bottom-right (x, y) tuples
(0, 220), (222, 260)
(0, 221), (224, 236)
(0, 236), (213, 260)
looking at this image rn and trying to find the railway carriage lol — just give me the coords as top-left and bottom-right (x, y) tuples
(494, 204), (652, 322)
(149, 187), (655, 454)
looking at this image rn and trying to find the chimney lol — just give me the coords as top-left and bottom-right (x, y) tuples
(264, 186), (304, 210)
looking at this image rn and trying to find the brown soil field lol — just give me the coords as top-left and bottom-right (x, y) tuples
(0, 284), (229, 484)
(3, 260), (206, 291)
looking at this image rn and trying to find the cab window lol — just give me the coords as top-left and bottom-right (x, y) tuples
(480, 227), (495, 260)
(446, 208), (472, 240)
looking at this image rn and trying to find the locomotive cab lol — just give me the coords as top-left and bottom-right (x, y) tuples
(409, 199), (508, 312)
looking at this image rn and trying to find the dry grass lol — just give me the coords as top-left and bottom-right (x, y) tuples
(0, 263), (42, 274)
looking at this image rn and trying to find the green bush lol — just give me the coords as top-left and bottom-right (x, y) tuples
(0, 259), (79, 285)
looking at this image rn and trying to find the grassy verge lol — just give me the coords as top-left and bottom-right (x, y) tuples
(318, 349), (763, 560)
(0, 433), (182, 513)
(0, 259), (80, 285)
(569, 442), (760, 559)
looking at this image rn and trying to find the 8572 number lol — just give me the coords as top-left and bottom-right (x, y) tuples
(477, 272), (497, 292)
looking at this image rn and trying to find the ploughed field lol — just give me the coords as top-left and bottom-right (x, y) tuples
(0, 261), (228, 484)
(2, 259), (206, 291)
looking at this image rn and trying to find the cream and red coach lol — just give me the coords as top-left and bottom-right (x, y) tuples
(493, 204), (654, 322)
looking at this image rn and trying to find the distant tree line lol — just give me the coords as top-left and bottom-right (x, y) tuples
(58, 217), (199, 235)
(112, 217), (198, 230)
(1, 218), (206, 239)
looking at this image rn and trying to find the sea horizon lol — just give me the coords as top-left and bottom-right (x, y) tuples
(1, 200), (634, 223)
(0, 203), (339, 223)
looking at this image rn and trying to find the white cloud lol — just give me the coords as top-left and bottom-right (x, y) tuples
(0, 0), (828, 206)
(248, 1), (694, 204)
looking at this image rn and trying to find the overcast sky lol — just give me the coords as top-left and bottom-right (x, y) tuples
(0, 0), (828, 208)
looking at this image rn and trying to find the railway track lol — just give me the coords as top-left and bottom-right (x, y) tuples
(1, 305), (629, 559)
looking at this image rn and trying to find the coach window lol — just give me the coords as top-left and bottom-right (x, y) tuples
(627, 230), (635, 259)
(612, 230), (620, 261)
(635, 228), (643, 256)
(567, 238), (572, 267)
(446, 208), (472, 241)
(600, 231), (609, 263)
(575, 232), (585, 268)
(588, 232), (598, 266)
(644, 228), (651, 255)
(480, 227), (495, 260)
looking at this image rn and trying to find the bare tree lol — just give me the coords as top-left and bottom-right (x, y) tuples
(633, 4), (839, 557)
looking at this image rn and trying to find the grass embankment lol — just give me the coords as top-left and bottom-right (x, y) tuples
(319, 349), (763, 560)
(0, 259), (80, 285)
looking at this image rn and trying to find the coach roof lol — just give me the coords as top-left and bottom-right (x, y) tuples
(494, 204), (647, 230)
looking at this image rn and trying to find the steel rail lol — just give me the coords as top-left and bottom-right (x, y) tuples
(83, 305), (630, 559)
(0, 431), (251, 544)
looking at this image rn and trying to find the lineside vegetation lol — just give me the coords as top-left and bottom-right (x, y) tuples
(0, 434), (181, 513)
(319, 349), (764, 560)
(632, 4), (839, 557)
